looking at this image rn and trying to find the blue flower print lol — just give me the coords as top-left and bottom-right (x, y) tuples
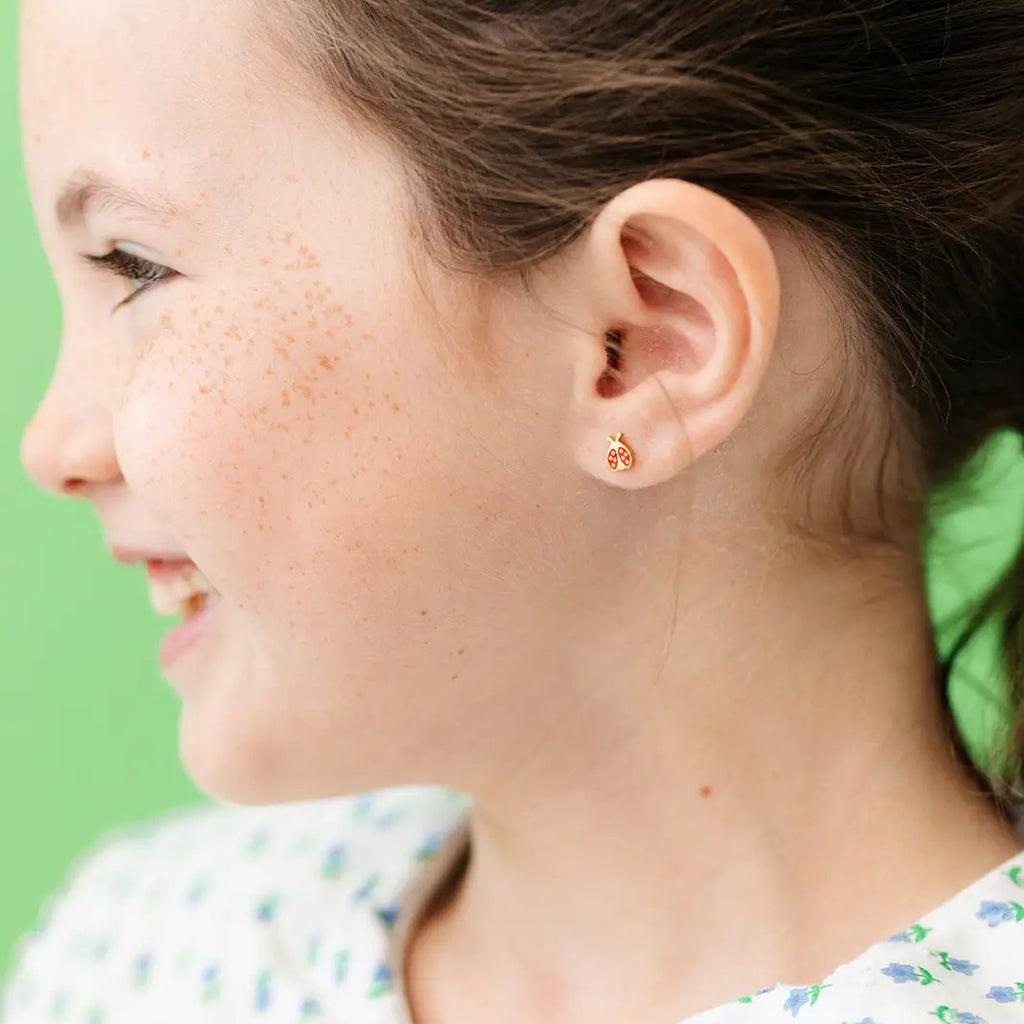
(783, 988), (810, 1016)
(321, 844), (347, 880)
(375, 904), (399, 929)
(737, 984), (777, 1004)
(929, 1009), (986, 1024)
(368, 961), (393, 999)
(783, 985), (829, 1016)
(299, 997), (322, 1019)
(986, 983), (1024, 1004)
(416, 832), (446, 861)
(888, 923), (931, 944)
(987, 987), (1019, 1003)
(975, 900), (1024, 927)
(883, 964), (921, 984)
(254, 969), (272, 1012)
(932, 952), (979, 976)
(133, 953), (153, 988)
(334, 949), (350, 985)
(255, 895), (279, 923)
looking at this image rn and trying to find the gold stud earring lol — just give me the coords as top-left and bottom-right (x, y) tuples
(606, 433), (635, 473)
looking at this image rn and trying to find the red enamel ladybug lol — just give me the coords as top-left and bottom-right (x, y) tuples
(606, 433), (635, 473)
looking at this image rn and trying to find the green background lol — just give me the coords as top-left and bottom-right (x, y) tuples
(2, 0), (1024, 987)
(0, 2), (203, 982)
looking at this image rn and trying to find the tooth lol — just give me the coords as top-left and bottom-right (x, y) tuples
(185, 568), (216, 596)
(151, 586), (182, 617)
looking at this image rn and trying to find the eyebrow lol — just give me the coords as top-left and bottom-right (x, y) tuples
(56, 169), (188, 230)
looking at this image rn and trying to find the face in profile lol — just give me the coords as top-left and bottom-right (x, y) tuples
(18, 0), (598, 804)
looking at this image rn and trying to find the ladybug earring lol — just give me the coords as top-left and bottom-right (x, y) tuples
(606, 433), (635, 473)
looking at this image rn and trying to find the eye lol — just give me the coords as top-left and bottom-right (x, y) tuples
(81, 248), (179, 310)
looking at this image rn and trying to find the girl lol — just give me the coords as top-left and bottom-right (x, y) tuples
(5, 0), (1024, 1021)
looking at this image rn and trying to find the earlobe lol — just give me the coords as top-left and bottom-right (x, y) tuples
(569, 178), (780, 490)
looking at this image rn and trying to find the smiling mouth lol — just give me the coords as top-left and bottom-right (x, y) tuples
(147, 562), (222, 621)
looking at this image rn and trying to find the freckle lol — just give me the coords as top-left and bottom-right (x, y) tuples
(392, 403), (401, 413)
(224, 245), (232, 255)
(215, 305), (224, 314)
(353, 407), (360, 415)
(141, 149), (151, 161)
(344, 427), (352, 439)
(699, 786), (714, 799)
(451, 674), (460, 681)
(344, 314), (354, 326)
(458, 649), (465, 655)
(259, 496), (266, 508)
(282, 391), (291, 407)
(421, 610), (428, 616)
(318, 355), (336, 372)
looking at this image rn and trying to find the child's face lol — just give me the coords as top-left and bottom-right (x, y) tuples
(18, 0), (590, 802)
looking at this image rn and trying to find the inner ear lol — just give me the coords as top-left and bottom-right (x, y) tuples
(597, 226), (721, 398)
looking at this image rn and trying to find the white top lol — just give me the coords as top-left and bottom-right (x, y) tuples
(3, 785), (1024, 1024)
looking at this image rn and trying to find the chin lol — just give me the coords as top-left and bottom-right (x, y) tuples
(176, 712), (393, 807)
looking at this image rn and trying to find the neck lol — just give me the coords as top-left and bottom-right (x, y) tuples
(406, 547), (1021, 1024)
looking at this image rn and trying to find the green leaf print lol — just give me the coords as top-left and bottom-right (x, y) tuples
(1007, 865), (1024, 889)
(929, 1008), (978, 1023)
(906, 923), (932, 943)
(917, 967), (941, 986)
(1012, 901), (1024, 922)
(807, 984), (830, 1005)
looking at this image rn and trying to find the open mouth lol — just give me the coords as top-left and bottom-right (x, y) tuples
(147, 563), (223, 622)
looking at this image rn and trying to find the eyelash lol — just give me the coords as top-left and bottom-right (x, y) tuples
(82, 249), (178, 309)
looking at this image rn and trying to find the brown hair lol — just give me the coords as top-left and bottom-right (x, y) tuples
(260, 0), (1024, 811)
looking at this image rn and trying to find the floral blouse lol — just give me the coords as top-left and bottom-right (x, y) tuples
(2, 786), (1024, 1023)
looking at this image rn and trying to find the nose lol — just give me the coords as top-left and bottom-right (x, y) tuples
(20, 379), (122, 498)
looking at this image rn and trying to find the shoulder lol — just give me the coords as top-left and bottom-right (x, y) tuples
(1, 786), (470, 1022)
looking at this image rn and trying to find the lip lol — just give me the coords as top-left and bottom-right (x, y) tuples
(159, 594), (225, 672)
(146, 559), (198, 584)
(111, 545), (191, 567)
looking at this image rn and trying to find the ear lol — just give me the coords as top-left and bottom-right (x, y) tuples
(563, 178), (780, 489)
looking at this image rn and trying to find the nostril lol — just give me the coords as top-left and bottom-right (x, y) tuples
(62, 478), (89, 496)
